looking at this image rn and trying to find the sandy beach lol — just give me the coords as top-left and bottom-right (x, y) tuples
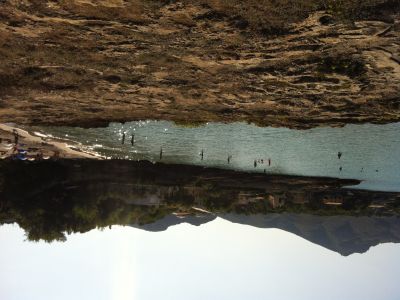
(0, 123), (102, 160)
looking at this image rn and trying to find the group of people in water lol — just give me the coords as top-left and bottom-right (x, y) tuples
(253, 158), (272, 168)
(252, 158), (272, 173)
(121, 132), (135, 146)
(119, 132), (379, 174)
(119, 131), (276, 169)
(337, 151), (377, 173)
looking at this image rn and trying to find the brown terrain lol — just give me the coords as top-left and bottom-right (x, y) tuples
(0, 0), (399, 128)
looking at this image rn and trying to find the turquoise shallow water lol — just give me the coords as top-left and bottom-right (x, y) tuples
(35, 121), (400, 192)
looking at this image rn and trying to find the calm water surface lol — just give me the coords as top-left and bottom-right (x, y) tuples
(35, 121), (400, 191)
(1, 219), (400, 300)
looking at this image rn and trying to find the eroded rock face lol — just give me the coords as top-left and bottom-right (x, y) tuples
(0, 1), (399, 128)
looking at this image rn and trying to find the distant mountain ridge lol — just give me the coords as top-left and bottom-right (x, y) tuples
(135, 213), (400, 256)
(1, 159), (400, 244)
(131, 213), (217, 232)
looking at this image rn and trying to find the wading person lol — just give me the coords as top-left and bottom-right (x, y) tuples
(131, 134), (135, 146)
(121, 132), (126, 145)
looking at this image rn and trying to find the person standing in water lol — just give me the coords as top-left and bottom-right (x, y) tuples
(131, 134), (135, 146)
(228, 155), (232, 164)
(254, 160), (257, 168)
(200, 149), (204, 161)
(121, 132), (126, 145)
(338, 152), (342, 159)
(268, 158), (271, 166)
(160, 147), (163, 160)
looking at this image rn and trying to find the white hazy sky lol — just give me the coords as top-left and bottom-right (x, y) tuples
(1, 218), (400, 300)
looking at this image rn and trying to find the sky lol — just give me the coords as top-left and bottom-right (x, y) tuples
(1, 218), (400, 300)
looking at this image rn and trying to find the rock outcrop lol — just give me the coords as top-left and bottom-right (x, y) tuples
(0, 1), (399, 128)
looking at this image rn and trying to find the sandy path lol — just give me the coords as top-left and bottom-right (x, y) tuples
(0, 123), (102, 160)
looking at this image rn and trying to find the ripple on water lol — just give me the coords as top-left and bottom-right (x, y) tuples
(34, 121), (400, 192)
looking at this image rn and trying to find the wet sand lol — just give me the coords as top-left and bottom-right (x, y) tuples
(0, 124), (102, 160)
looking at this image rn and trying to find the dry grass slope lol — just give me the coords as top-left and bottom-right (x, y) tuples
(0, 0), (399, 128)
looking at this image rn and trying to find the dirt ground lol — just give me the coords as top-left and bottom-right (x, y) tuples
(0, 1), (399, 129)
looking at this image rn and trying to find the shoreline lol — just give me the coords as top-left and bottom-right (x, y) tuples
(0, 123), (103, 160)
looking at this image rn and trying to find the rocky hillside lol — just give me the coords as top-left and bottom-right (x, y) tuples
(1, 159), (400, 241)
(0, 0), (399, 128)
